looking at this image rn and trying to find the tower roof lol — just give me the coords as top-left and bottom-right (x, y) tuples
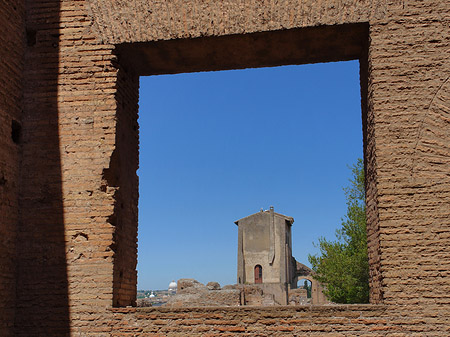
(234, 208), (294, 226)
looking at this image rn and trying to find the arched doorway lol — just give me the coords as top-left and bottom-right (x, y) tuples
(254, 265), (262, 284)
(297, 278), (312, 299)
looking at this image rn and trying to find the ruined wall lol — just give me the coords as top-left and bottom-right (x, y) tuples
(16, 1), (68, 334)
(110, 63), (139, 308)
(108, 305), (405, 335)
(16, 1), (136, 335)
(0, 0), (24, 334)
(4, 0), (449, 335)
(87, 0), (387, 44)
(16, 0), (141, 333)
(368, 0), (450, 310)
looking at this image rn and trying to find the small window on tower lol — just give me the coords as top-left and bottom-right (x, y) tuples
(254, 265), (263, 284)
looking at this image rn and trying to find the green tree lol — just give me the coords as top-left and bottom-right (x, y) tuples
(302, 280), (312, 298)
(308, 158), (369, 303)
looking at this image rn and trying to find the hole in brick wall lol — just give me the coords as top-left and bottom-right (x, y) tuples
(0, 173), (6, 186)
(73, 232), (89, 242)
(26, 29), (36, 47)
(11, 120), (21, 144)
(136, 61), (365, 306)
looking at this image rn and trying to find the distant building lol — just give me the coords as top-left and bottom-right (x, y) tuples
(168, 280), (177, 294)
(235, 207), (327, 305)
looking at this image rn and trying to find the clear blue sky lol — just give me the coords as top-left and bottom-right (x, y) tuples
(137, 60), (363, 291)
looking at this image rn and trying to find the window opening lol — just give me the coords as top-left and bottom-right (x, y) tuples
(254, 265), (263, 284)
(136, 61), (364, 307)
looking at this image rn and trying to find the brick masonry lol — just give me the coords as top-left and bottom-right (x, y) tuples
(0, 0), (449, 336)
(0, 0), (24, 335)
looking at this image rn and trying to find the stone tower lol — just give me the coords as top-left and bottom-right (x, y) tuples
(235, 207), (297, 304)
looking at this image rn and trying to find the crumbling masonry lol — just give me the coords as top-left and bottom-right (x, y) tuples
(0, 0), (449, 336)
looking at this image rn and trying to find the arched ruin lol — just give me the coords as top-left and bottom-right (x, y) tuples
(0, 0), (448, 335)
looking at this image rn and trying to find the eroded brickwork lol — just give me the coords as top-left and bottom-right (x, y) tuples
(0, 0), (448, 336)
(110, 63), (139, 308)
(0, 0), (24, 334)
(368, 1), (450, 310)
(16, 2), (139, 335)
(111, 306), (390, 336)
(86, 0), (388, 44)
(16, 1), (69, 335)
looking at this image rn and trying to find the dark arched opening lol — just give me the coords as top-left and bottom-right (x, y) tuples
(254, 265), (263, 284)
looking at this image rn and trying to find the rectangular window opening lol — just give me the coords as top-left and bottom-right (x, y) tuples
(135, 60), (369, 307)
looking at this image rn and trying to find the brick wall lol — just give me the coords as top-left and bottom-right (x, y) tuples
(15, 1), (69, 335)
(86, 0), (387, 44)
(16, 1), (140, 334)
(110, 304), (446, 336)
(0, 0), (24, 335)
(361, 38), (384, 304)
(368, 0), (450, 309)
(110, 306), (390, 336)
(0, 0), (447, 335)
(110, 62), (139, 308)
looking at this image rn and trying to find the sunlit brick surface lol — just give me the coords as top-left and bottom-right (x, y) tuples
(0, 0), (448, 335)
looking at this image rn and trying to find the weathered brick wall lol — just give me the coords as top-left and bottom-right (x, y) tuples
(16, 1), (139, 335)
(361, 40), (383, 304)
(368, 0), (450, 309)
(111, 306), (390, 336)
(87, 0), (388, 44)
(0, 0), (24, 335)
(4, 0), (449, 335)
(110, 63), (139, 308)
(110, 305), (446, 336)
(15, 1), (69, 335)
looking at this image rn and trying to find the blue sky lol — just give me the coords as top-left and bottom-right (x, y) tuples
(137, 60), (363, 290)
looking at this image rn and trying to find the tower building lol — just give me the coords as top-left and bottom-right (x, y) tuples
(235, 207), (297, 304)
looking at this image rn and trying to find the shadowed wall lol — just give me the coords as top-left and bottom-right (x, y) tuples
(0, 1), (24, 335)
(0, 0), (447, 335)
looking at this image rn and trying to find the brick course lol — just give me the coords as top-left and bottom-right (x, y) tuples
(0, 0), (448, 336)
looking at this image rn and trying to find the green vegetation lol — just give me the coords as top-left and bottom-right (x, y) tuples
(302, 280), (312, 298)
(308, 158), (369, 304)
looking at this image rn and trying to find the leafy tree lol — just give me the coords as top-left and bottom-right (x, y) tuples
(308, 158), (369, 303)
